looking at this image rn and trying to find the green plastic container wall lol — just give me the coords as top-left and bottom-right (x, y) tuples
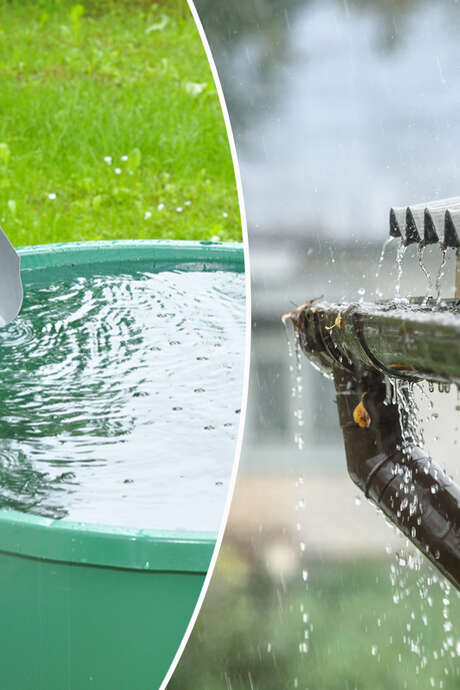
(0, 241), (245, 690)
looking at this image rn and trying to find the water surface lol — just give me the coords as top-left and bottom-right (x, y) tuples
(0, 268), (245, 531)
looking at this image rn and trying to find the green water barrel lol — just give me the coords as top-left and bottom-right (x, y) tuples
(0, 240), (244, 690)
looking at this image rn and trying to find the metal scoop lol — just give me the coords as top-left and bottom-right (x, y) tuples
(0, 227), (23, 327)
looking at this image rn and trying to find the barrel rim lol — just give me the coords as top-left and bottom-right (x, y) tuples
(0, 508), (215, 573)
(17, 239), (244, 273)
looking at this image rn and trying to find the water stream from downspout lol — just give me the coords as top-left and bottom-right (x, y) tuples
(283, 318), (312, 664)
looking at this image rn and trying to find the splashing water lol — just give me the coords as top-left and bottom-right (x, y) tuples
(376, 236), (395, 282)
(284, 319), (312, 666)
(283, 321), (305, 451)
(0, 268), (245, 531)
(434, 247), (448, 303)
(418, 244), (434, 303)
(383, 378), (459, 684)
(395, 241), (407, 299)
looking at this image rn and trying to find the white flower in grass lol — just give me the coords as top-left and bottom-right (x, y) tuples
(104, 156), (112, 165)
(115, 167), (121, 175)
(144, 211), (152, 220)
(157, 203), (164, 211)
(184, 82), (207, 97)
(176, 206), (183, 213)
(121, 155), (128, 162)
(222, 211), (228, 218)
(185, 200), (191, 206)
(211, 235), (220, 242)
(48, 193), (56, 200)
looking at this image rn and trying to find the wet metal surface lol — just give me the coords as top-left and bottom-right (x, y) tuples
(390, 198), (460, 248)
(287, 297), (460, 386)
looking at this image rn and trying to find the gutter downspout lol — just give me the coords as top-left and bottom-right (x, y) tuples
(334, 366), (460, 590)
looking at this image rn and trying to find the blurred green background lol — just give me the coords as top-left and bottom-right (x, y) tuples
(0, 0), (240, 246)
(169, 544), (460, 690)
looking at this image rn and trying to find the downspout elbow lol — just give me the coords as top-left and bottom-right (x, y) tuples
(334, 368), (460, 591)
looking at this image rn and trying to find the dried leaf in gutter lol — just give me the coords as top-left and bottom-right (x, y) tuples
(326, 310), (346, 331)
(353, 393), (371, 428)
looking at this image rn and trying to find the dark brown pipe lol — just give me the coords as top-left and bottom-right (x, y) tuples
(334, 367), (460, 590)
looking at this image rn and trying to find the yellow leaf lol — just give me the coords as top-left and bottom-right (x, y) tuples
(353, 394), (371, 428)
(326, 310), (346, 331)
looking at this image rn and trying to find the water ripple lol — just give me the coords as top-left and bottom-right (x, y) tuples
(0, 268), (245, 530)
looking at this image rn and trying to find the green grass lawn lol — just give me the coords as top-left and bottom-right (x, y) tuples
(0, 0), (241, 247)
